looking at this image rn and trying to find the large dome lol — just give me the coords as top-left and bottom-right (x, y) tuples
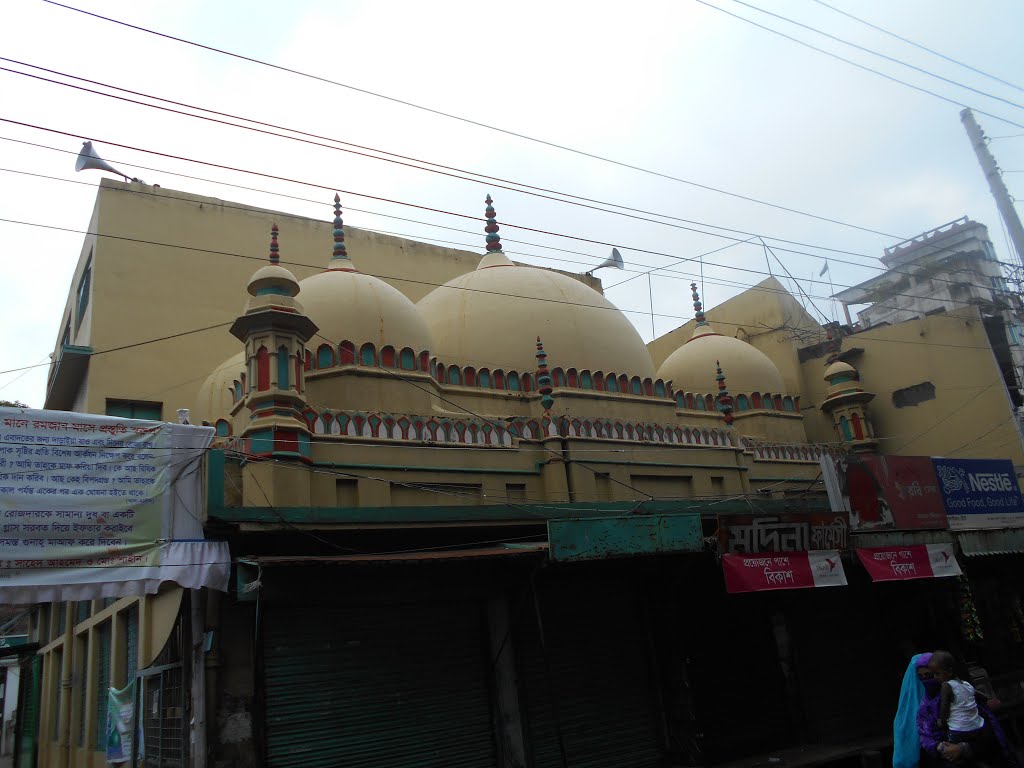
(298, 270), (433, 352)
(296, 195), (433, 353)
(196, 351), (245, 424)
(417, 254), (655, 377)
(657, 283), (785, 393)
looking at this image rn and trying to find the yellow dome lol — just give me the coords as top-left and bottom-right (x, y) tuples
(658, 331), (786, 394)
(417, 261), (656, 376)
(196, 351), (245, 424)
(298, 269), (434, 352)
(824, 361), (857, 381)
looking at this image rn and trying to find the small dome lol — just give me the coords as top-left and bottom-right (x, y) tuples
(417, 264), (655, 376)
(196, 351), (245, 424)
(248, 264), (299, 297)
(656, 283), (785, 393)
(824, 361), (857, 381)
(247, 224), (299, 297)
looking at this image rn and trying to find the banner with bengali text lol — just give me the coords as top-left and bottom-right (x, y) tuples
(0, 407), (229, 602)
(718, 512), (849, 554)
(722, 550), (848, 594)
(855, 544), (962, 582)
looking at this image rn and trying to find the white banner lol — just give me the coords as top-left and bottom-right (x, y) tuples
(0, 407), (228, 601)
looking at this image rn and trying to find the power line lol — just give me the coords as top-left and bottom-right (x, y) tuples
(0, 216), (1008, 362)
(32, 0), (976, 238)
(0, 122), (1013, 313)
(809, 0), (1024, 95)
(6, 58), (1014, 283)
(0, 58), (911, 261)
(730, 0), (1024, 112)
(693, 0), (1024, 131)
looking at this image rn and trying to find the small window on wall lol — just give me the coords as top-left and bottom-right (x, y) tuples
(105, 400), (163, 421)
(76, 252), (92, 331)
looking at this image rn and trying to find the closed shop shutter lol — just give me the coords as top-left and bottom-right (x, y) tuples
(263, 599), (496, 768)
(15, 656), (42, 768)
(518, 580), (662, 768)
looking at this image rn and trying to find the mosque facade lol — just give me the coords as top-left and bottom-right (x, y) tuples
(18, 179), (1024, 768)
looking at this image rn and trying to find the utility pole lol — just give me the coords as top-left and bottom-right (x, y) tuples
(961, 108), (1024, 267)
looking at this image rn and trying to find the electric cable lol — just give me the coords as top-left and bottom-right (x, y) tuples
(809, 0), (1024, 95)
(693, 0), (1024, 131)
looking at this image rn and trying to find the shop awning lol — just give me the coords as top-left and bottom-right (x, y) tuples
(855, 544), (962, 581)
(239, 543), (549, 567)
(956, 528), (1024, 557)
(722, 550), (847, 594)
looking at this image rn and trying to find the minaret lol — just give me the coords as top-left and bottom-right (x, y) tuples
(818, 329), (878, 452)
(689, 282), (719, 341)
(477, 194), (514, 269)
(230, 224), (319, 460)
(715, 360), (734, 426)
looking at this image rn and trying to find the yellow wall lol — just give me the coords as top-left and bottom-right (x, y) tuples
(798, 308), (1024, 462)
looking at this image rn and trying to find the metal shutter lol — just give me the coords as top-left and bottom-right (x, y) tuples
(15, 656), (42, 768)
(263, 599), (496, 768)
(518, 581), (662, 768)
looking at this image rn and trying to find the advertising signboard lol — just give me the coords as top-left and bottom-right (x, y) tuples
(718, 512), (848, 554)
(855, 543), (962, 581)
(933, 458), (1024, 530)
(821, 455), (948, 532)
(722, 550), (847, 594)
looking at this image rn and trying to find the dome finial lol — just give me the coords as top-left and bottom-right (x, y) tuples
(715, 359), (734, 426)
(536, 336), (555, 413)
(484, 194), (502, 253)
(691, 282), (708, 326)
(269, 223), (280, 264)
(330, 192), (350, 264)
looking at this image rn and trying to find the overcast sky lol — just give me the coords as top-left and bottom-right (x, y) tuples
(3, 0), (1024, 407)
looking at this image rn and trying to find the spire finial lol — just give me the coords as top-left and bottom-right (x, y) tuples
(331, 193), (349, 262)
(715, 359), (734, 426)
(536, 336), (555, 413)
(484, 194), (502, 253)
(691, 282), (708, 326)
(269, 223), (280, 264)
(825, 324), (841, 365)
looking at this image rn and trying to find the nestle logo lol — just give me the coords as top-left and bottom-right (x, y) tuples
(968, 472), (1014, 493)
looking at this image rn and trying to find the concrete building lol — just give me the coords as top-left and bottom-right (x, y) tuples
(17, 180), (1024, 768)
(834, 217), (1024, 408)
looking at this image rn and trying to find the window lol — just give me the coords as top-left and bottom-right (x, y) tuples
(105, 400), (162, 421)
(76, 253), (92, 331)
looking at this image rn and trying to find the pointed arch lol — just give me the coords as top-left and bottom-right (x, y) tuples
(316, 344), (334, 370)
(840, 416), (852, 441)
(256, 346), (270, 391)
(736, 394), (749, 411)
(380, 346), (396, 368)
(399, 348), (415, 370)
(464, 367), (477, 387)
(851, 413), (864, 440)
(606, 373), (619, 393)
(631, 377), (643, 395)
(447, 365), (462, 385)
(580, 371), (593, 390)
(751, 392), (762, 409)
(360, 343), (377, 366)
(339, 341), (356, 365)
(655, 379), (666, 398)
(478, 368), (491, 388)
(508, 371), (521, 391)
(276, 346), (290, 390)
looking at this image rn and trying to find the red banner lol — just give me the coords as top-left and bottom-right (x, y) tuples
(855, 544), (962, 582)
(722, 550), (848, 594)
(838, 456), (948, 531)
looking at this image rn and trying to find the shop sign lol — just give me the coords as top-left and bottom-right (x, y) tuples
(855, 544), (962, 582)
(932, 458), (1024, 530)
(0, 635), (27, 650)
(718, 512), (848, 554)
(822, 455), (947, 532)
(721, 550), (847, 594)
(547, 514), (702, 562)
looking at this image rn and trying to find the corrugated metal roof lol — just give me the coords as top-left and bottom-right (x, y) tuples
(852, 531), (953, 548)
(957, 529), (1024, 557)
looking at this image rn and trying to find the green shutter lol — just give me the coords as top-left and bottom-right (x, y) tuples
(263, 600), (496, 768)
(15, 656), (42, 768)
(95, 623), (111, 749)
(518, 582), (662, 768)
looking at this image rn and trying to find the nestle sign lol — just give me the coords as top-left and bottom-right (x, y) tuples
(932, 458), (1024, 530)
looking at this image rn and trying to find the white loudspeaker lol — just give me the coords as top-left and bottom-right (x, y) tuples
(586, 247), (625, 276)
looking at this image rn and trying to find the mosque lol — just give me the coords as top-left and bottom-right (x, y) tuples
(23, 179), (1024, 768)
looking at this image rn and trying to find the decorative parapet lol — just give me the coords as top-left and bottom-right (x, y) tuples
(676, 391), (800, 414)
(736, 435), (844, 463)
